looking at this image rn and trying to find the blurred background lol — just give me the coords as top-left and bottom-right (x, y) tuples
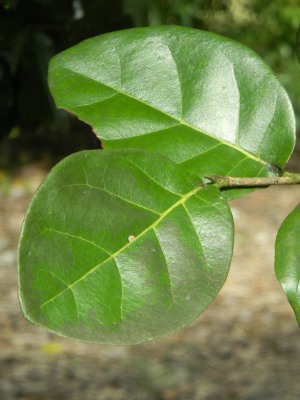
(1, 1), (300, 399)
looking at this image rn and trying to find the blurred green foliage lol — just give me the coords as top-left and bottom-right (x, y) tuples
(0, 0), (299, 167)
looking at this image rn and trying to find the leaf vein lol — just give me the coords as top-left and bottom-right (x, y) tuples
(39, 185), (201, 310)
(257, 92), (278, 159)
(226, 156), (248, 175)
(153, 228), (175, 306)
(219, 50), (240, 143)
(178, 143), (223, 165)
(182, 204), (209, 268)
(163, 43), (183, 118)
(41, 228), (111, 255)
(66, 183), (161, 216)
(126, 159), (183, 196)
(40, 270), (79, 318)
(60, 67), (267, 166)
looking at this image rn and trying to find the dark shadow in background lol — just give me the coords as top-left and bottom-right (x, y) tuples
(0, 0), (132, 167)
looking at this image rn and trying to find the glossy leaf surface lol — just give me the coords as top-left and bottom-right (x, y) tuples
(275, 203), (300, 325)
(49, 26), (295, 189)
(18, 149), (233, 344)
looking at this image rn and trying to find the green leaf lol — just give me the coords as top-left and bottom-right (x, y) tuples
(49, 26), (295, 198)
(275, 203), (300, 325)
(18, 149), (234, 344)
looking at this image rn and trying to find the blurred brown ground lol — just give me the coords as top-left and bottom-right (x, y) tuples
(0, 149), (300, 400)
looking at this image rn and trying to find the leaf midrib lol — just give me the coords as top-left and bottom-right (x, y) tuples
(53, 66), (268, 167)
(39, 183), (203, 310)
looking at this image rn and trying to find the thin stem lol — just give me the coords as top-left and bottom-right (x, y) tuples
(206, 172), (300, 190)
